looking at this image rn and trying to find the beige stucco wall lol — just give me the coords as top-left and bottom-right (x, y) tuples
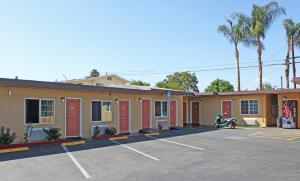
(188, 94), (269, 127)
(0, 86), (183, 143)
(277, 92), (300, 128)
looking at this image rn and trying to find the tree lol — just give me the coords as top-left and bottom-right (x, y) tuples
(248, 1), (285, 90)
(283, 19), (300, 88)
(156, 72), (199, 92)
(262, 82), (276, 90)
(130, 80), (150, 86)
(218, 12), (253, 91)
(205, 79), (234, 93)
(90, 69), (100, 78)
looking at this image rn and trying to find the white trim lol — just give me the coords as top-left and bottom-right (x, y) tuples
(240, 99), (259, 115)
(154, 100), (168, 118)
(90, 99), (113, 122)
(190, 101), (200, 125)
(221, 100), (232, 117)
(65, 97), (82, 138)
(24, 98), (56, 125)
(117, 99), (131, 134)
(140, 98), (152, 130)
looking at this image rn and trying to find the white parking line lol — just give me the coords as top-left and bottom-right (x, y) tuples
(146, 136), (205, 150)
(110, 140), (160, 161)
(223, 136), (244, 140)
(62, 145), (91, 179)
(248, 132), (264, 136)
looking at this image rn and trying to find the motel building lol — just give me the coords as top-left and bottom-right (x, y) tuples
(0, 75), (300, 143)
(0, 76), (187, 143)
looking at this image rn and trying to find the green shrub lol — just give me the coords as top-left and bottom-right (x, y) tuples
(105, 127), (117, 135)
(43, 127), (61, 141)
(0, 126), (17, 144)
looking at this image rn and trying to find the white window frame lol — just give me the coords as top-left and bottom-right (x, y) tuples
(155, 100), (168, 117)
(240, 99), (259, 115)
(24, 98), (55, 125)
(91, 100), (113, 122)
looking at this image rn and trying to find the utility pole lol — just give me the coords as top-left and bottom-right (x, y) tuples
(292, 36), (296, 88)
(281, 76), (283, 89)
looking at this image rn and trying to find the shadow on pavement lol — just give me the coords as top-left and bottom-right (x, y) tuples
(0, 127), (218, 162)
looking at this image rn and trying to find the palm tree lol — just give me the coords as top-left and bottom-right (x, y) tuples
(249, 1), (285, 90)
(283, 19), (300, 88)
(217, 13), (253, 91)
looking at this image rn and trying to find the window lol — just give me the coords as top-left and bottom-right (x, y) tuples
(240, 100), (259, 115)
(155, 101), (168, 117)
(92, 100), (112, 121)
(92, 101), (102, 121)
(25, 99), (55, 124)
(102, 101), (112, 112)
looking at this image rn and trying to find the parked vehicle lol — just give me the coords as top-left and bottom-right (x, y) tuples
(214, 113), (237, 129)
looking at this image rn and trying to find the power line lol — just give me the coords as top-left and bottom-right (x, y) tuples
(115, 58), (300, 76)
(101, 56), (300, 75)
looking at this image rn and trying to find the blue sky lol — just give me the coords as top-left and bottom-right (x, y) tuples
(0, 0), (299, 91)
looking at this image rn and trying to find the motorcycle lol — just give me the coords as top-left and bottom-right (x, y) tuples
(214, 112), (237, 129)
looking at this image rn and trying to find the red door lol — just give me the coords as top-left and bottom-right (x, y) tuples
(170, 101), (177, 126)
(192, 102), (199, 124)
(119, 100), (129, 132)
(66, 99), (80, 137)
(183, 102), (187, 124)
(222, 101), (232, 118)
(142, 99), (151, 129)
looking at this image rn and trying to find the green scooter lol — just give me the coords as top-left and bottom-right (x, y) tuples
(214, 113), (237, 129)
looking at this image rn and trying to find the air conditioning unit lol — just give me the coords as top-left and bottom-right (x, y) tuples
(91, 125), (109, 136)
(156, 120), (169, 130)
(29, 128), (47, 141)
(241, 118), (258, 125)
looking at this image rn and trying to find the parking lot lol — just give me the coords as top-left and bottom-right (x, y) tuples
(1, 127), (300, 181)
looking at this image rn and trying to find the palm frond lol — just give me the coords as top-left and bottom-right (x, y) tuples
(250, 1), (286, 39)
(217, 24), (234, 44)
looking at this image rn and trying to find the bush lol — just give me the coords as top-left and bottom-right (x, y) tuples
(43, 127), (61, 141)
(105, 127), (117, 135)
(0, 126), (17, 144)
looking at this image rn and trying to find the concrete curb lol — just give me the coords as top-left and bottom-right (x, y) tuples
(0, 147), (29, 154)
(61, 141), (86, 147)
(144, 133), (160, 136)
(109, 136), (128, 141)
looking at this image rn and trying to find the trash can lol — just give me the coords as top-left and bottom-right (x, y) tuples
(277, 117), (282, 128)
